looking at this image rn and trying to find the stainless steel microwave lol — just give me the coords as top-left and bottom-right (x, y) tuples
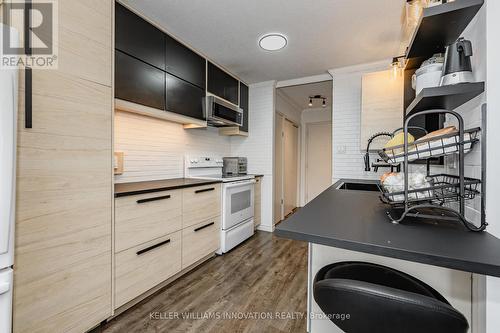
(203, 95), (243, 127)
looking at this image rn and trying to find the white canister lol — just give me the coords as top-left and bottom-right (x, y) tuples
(412, 63), (443, 96)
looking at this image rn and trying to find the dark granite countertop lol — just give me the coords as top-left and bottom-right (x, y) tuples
(275, 179), (500, 277)
(115, 178), (222, 197)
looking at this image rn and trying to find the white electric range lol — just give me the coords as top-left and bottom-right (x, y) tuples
(185, 156), (255, 254)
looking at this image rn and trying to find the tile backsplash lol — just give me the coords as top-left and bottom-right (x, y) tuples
(114, 110), (231, 183)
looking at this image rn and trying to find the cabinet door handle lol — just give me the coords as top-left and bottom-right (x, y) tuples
(24, 0), (32, 128)
(136, 195), (171, 204)
(195, 187), (215, 194)
(136, 239), (171, 255)
(194, 222), (215, 232)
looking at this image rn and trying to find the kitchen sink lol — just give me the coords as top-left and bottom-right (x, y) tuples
(336, 181), (380, 192)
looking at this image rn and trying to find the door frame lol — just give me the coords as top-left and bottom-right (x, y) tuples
(304, 120), (332, 204)
(274, 111), (300, 223)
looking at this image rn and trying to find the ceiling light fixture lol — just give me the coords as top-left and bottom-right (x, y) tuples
(391, 56), (406, 77)
(308, 95), (327, 108)
(259, 33), (287, 51)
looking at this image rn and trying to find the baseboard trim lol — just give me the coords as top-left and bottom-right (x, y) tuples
(257, 224), (275, 232)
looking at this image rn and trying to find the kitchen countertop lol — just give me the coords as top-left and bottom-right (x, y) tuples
(115, 178), (222, 197)
(275, 179), (500, 277)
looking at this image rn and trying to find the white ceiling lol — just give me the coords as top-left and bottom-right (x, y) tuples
(278, 81), (333, 110)
(122, 0), (405, 83)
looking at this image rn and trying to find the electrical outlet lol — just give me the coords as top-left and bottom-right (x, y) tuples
(336, 145), (347, 154)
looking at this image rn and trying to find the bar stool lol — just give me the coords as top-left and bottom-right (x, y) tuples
(313, 261), (469, 333)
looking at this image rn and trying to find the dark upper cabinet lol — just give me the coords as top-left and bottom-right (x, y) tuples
(166, 74), (205, 120)
(207, 62), (239, 105)
(115, 50), (166, 110)
(165, 35), (206, 89)
(239, 82), (249, 132)
(115, 3), (166, 70)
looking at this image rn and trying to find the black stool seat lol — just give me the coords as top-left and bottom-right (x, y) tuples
(313, 262), (468, 333)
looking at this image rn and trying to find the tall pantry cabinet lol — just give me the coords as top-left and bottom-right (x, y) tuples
(10, 1), (114, 332)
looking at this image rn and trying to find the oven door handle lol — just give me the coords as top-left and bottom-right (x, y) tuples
(224, 179), (256, 189)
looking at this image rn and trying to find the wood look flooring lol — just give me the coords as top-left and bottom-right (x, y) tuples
(94, 231), (308, 333)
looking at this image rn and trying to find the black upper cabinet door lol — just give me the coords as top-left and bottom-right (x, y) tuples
(115, 3), (165, 70)
(165, 35), (206, 89)
(239, 82), (249, 132)
(166, 74), (205, 120)
(207, 61), (239, 105)
(115, 50), (166, 110)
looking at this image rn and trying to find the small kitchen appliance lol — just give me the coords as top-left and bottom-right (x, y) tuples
(412, 53), (444, 96)
(222, 157), (247, 175)
(440, 37), (474, 86)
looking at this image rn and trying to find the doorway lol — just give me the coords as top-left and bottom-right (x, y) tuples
(305, 121), (332, 203)
(274, 79), (333, 222)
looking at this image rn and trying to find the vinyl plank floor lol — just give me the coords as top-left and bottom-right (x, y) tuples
(93, 231), (308, 333)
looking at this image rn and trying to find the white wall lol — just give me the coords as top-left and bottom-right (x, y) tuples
(276, 90), (302, 125)
(231, 81), (276, 232)
(485, 0), (500, 331)
(114, 110), (232, 183)
(299, 107), (332, 206)
(329, 61), (390, 182)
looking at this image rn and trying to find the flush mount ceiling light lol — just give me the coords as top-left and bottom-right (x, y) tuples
(259, 33), (287, 51)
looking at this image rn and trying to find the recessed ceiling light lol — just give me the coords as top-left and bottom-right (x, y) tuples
(259, 33), (287, 51)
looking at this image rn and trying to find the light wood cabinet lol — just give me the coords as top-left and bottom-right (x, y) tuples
(12, 1), (114, 332)
(254, 177), (262, 228)
(115, 232), (182, 308)
(113, 183), (221, 310)
(182, 217), (220, 269)
(115, 190), (182, 252)
(182, 184), (221, 228)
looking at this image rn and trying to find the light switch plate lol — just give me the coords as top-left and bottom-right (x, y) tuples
(336, 145), (347, 154)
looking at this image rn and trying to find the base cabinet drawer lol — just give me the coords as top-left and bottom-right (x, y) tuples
(115, 190), (182, 252)
(182, 217), (220, 269)
(182, 184), (221, 228)
(115, 232), (182, 308)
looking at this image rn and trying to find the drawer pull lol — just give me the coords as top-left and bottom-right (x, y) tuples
(136, 239), (171, 255)
(136, 195), (171, 204)
(195, 187), (215, 194)
(194, 222), (215, 232)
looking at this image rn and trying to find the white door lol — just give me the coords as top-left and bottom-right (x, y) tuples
(0, 268), (13, 333)
(305, 122), (332, 203)
(283, 119), (299, 216)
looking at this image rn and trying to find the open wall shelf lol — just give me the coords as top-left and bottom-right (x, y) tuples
(405, 0), (484, 70)
(406, 82), (484, 117)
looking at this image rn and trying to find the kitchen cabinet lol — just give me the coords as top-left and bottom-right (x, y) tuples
(166, 35), (206, 89)
(182, 184), (221, 228)
(254, 176), (262, 229)
(115, 3), (166, 70)
(207, 61), (239, 105)
(182, 217), (221, 269)
(115, 189), (182, 253)
(239, 82), (249, 133)
(13, 1), (113, 332)
(115, 50), (166, 110)
(166, 74), (205, 120)
(115, 232), (182, 308)
(113, 183), (220, 310)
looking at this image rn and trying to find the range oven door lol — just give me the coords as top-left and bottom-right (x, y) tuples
(222, 180), (255, 230)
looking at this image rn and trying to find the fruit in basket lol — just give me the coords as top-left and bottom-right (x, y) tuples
(384, 132), (415, 149)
